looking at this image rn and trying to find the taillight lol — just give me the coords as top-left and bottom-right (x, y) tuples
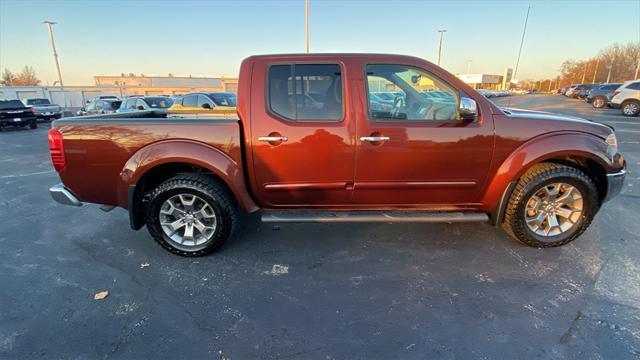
(30, 107), (36, 115)
(613, 91), (620, 96)
(48, 129), (65, 172)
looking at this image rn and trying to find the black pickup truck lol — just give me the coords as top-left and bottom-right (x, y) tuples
(0, 100), (38, 131)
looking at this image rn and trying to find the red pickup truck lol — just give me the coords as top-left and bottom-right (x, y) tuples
(48, 54), (626, 256)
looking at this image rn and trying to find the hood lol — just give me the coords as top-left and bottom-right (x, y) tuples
(500, 107), (613, 139)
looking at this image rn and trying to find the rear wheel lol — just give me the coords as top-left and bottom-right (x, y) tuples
(29, 119), (37, 129)
(621, 100), (640, 116)
(502, 163), (599, 248)
(592, 96), (607, 109)
(144, 174), (238, 256)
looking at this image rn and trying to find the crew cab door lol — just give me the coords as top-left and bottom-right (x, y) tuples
(249, 61), (355, 207)
(353, 63), (494, 205)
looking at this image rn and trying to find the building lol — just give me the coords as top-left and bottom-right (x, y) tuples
(456, 73), (504, 90)
(94, 74), (238, 94)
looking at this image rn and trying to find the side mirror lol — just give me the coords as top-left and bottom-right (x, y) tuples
(459, 97), (477, 121)
(201, 103), (212, 109)
(137, 105), (145, 110)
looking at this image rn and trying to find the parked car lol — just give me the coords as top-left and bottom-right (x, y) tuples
(564, 85), (579, 97)
(610, 80), (640, 116)
(48, 53), (626, 256)
(117, 96), (174, 113)
(169, 92), (236, 115)
(76, 99), (122, 116)
(572, 84), (598, 99)
(0, 99), (38, 130)
(24, 98), (63, 121)
(585, 83), (622, 108)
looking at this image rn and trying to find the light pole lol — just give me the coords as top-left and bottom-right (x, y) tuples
(606, 62), (613, 83)
(466, 59), (472, 74)
(305, 0), (309, 53)
(512, 5), (530, 87)
(43, 20), (67, 110)
(437, 29), (447, 67)
(592, 58), (599, 83)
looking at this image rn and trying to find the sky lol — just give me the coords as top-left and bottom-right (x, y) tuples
(1, 0), (639, 85)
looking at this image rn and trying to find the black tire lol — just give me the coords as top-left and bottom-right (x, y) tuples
(621, 100), (640, 116)
(592, 96), (607, 109)
(29, 119), (37, 129)
(502, 163), (599, 248)
(144, 174), (238, 256)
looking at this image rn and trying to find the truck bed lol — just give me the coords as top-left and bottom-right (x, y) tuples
(52, 111), (242, 207)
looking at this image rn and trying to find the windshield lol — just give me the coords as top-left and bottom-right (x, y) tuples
(208, 93), (237, 107)
(0, 100), (26, 109)
(26, 99), (51, 105)
(145, 97), (173, 108)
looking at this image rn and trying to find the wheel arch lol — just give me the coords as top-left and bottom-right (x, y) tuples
(485, 133), (612, 225)
(118, 140), (259, 230)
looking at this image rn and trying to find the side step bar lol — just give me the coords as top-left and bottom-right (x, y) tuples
(261, 210), (489, 223)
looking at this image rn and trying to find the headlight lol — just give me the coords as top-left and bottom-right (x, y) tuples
(605, 133), (618, 153)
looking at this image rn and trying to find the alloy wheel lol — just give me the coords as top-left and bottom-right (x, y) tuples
(159, 194), (217, 247)
(623, 103), (639, 116)
(524, 183), (583, 238)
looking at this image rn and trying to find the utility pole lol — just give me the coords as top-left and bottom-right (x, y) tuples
(437, 29), (447, 67)
(512, 5), (530, 86)
(606, 62), (613, 83)
(305, 0), (309, 53)
(635, 59), (639, 80)
(43, 20), (67, 110)
(592, 58), (599, 83)
(581, 63), (587, 84)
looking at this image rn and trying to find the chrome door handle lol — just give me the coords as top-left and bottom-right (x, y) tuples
(360, 136), (390, 142)
(258, 136), (288, 142)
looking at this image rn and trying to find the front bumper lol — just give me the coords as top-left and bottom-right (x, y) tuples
(50, 184), (83, 207)
(603, 169), (626, 203)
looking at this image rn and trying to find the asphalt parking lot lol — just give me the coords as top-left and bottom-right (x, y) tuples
(1, 95), (639, 359)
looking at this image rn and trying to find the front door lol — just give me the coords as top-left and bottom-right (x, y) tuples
(353, 63), (494, 206)
(250, 62), (355, 207)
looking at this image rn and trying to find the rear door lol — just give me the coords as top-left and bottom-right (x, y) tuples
(249, 61), (355, 207)
(353, 63), (494, 206)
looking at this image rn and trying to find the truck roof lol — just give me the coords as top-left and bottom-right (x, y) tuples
(245, 53), (429, 63)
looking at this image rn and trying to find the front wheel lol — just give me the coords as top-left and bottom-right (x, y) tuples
(144, 174), (238, 256)
(502, 163), (599, 248)
(621, 100), (640, 116)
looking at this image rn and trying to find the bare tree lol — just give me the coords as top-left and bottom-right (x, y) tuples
(1, 69), (16, 86)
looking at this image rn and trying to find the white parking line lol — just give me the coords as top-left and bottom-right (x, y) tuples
(606, 120), (640, 126)
(0, 170), (55, 179)
(615, 129), (640, 134)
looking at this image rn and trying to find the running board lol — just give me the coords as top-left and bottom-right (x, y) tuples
(261, 210), (489, 223)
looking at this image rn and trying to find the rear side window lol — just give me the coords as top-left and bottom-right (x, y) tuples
(268, 64), (343, 121)
(627, 82), (640, 90)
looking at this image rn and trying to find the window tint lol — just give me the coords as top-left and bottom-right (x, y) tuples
(0, 100), (25, 109)
(366, 64), (458, 121)
(197, 95), (213, 108)
(627, 82), (640, 90)
(268, 64), (343, 121)
(182, 94), (198, 107)
(126, 99), (137, 110)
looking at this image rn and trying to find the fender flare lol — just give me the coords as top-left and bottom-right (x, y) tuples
(117, 139), (259, 213)
(482, 132), (611, 222)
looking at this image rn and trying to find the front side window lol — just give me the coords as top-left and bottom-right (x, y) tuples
(197, 95), (213, 108)
(366, 64), (459, 121)
(627, 82), (640, 90)
(268, 64), (343, 121)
